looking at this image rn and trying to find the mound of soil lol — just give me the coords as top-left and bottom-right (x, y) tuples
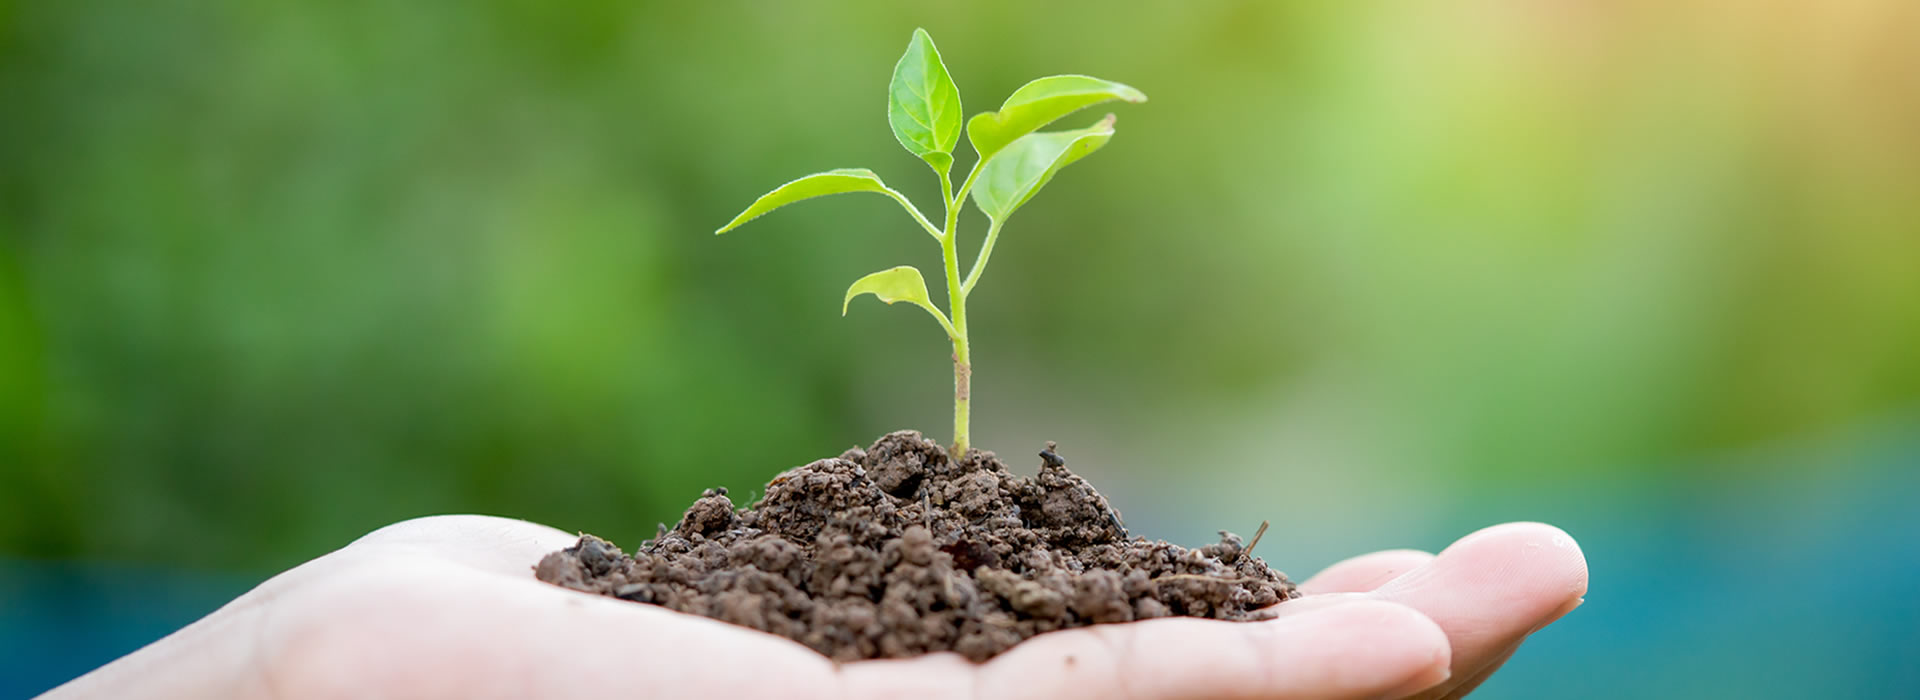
(534, 431), (1298, 661)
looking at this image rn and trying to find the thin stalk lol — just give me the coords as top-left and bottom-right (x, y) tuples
(961, 218), (1003, 297)
(881, 187), (944, 240)
(938, 168), (970, 455)
(953, 160), (983, 205)
(947, 272), (970, 456)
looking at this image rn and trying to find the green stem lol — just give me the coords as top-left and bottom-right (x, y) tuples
(882, 187), (944, 240)
(961, 218), (1003, 297)
(953, 160), (983, 205)
(938, 169), (970, 456)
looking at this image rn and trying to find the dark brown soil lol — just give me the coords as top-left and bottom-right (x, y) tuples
(534, 431), (1299, 662)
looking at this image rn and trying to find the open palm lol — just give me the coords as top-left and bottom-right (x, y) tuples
(52, 515), (1586, 699)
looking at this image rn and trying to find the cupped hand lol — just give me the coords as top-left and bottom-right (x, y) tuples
(51, 515), (1586, 699)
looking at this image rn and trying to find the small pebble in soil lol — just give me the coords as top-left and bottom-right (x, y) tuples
(534, 430), (1299, 662)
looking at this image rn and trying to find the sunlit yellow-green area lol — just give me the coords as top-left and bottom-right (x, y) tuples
(3, 2), (1917, 697)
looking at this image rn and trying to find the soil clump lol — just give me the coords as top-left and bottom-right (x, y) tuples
(535, 430), (1298, 661)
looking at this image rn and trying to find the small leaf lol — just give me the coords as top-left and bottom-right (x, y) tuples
(966, 75), (1145, 161)
(843, 265), (935, 315)
(969, 114), (1117, 222)
(887, 29), (963, 173)
(716, 169), (891, 234)
(842, 266), (954, 336)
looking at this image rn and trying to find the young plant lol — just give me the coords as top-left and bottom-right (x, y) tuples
(716, 28), (1146, 455)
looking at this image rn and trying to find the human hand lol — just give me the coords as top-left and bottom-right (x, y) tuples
(50, 515), (1586, 699)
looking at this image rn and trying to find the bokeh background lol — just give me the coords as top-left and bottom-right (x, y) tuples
(4, 1), (1918, 696)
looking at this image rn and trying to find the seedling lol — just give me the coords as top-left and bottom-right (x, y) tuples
(716, 28), (1146, 455)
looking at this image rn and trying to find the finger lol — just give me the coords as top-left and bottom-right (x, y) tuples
(346, 514), (580, 577)
(1367, 522), (1587, 697)
(964, 599), (1451, 700)
(1301, 549), (1436, 594)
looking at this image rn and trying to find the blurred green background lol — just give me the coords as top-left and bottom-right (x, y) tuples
(4, 1), (1918, 697)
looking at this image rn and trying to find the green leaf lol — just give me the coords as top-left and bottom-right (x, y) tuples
(887, 28), (963, 173)
(969, 114), (1117, 222)
(966, 75), (1145, 161)
(715, 168), (892, 234)
(842, 265), (935, 315)
(842, 265), (955, 337)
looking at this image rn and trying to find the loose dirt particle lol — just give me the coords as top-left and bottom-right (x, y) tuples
(535, 431), (1299, 661)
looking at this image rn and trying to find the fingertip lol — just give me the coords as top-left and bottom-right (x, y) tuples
(1428, 522), (1588, 606)
(1365, 521), (1590, 697)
